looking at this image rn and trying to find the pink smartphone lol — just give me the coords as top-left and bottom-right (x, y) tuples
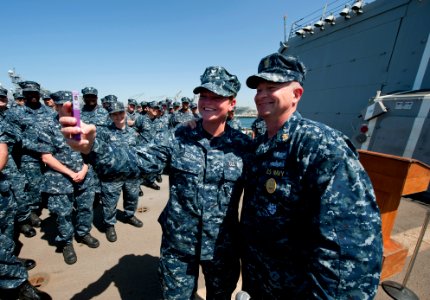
(72, 91), (81, 141)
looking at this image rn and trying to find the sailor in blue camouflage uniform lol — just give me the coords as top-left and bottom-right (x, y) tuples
(32, 91), (99, 265)
(60, 66), (252, 300)
(80, 87), (109, 127)
(0, 88), (36, 238)
(190, 102), (200, 119)
(4, 81), (57, 229)
(168, 97), (195, 128)
(140, 101), (148, 114)
(41, 91), (55, 110)
(153, 102), (170, 140)
(80, 87), (109, 205)
(98, 101), (144, 243)
(13, 91), (26, 107)
(134, 101), (160, 144)
(0, 137), (51, 300)
(126, 98), (138, 127)
(101, 94), (117, 111)
(172, 101), (180, 113)
(240, 53), (383, 299)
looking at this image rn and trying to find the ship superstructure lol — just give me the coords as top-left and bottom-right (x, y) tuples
(281, 0), (430, 164)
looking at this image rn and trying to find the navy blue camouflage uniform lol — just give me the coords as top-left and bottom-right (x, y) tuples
(127, 98), (139, 123)
(168, 110), (194, 128)
(88, 120), (251, 299)
(81, 105), (109, 127)
(227, 117), (242, 131)
(84, 66), (248, 299)
(0, 108), (32, 225)
(80, 87), (109, 197)
(134, 112), (158, 145)
(5, 99), (56, 215)
(251, 117), (266, 139)
(97, 119), (141, 227)
(241, 53), (383, 299)
(0, 175), (27, 290)
(0, 131), (27, 289)
(34, 114), (96, 246)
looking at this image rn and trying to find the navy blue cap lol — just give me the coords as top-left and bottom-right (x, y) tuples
(247, 53), (306, 88)
(148, 101), (160, 109)
(102, 95), (118, 103)
(13, 91), (24, 99)
(193, 66), (241, 97)
(18, 81), (41, 93)
(81, 87), (98, 96)
(107, 101), (125, 114)
(0, 87), (8, 97)
(181, 97), (191, 103)
(128, 98), (137, 105)
(41, 91), (51, 99)
(50, 91), (72, 104)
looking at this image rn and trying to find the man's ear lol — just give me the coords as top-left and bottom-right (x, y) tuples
(292, 83), (303, 104)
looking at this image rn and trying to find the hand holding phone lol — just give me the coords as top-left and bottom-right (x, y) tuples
(72, 91), (81, 141)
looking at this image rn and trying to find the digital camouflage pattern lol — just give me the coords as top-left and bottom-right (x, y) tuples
(4, 104), (56, 212)
(33, 118), (95, 194)
(80, 104), (109, 193)
(0, 111), (31, 223)
(134, 114), (158, 145)
(240, 111), (383, 299)
(18, 81), (40, 93)
(127, 110), (138, 122)
(31, 117), (96, 244)
(87, 119), (252, 298)
(246, 53), (307, 88)
(168, 109), (194, 128)
(97, 123), (141, 225)
(152, 113), (169, 139)
(251, 117), (267, 139)
(0, 134), (27, 289)
(81, 87), (98, 96)
(0, 174), (17, 239)
(193, 66), (241, 97)
(47, 190), (95, 245)
(227, 118), (242, 131)
(81, 105), (110, 127)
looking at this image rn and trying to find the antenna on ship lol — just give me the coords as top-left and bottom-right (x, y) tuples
(283, 15), (287, 43)
(279, 15), (289, 53)
(7, 68), (24, 93)
(174, 90), (182, 100)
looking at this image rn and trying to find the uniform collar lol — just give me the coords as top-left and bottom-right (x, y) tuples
(256, 111), (302, 155)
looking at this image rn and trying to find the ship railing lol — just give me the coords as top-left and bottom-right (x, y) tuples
(289, 0), (375, 40)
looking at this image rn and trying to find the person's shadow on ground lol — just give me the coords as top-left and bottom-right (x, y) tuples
(70, 254), (162, 300)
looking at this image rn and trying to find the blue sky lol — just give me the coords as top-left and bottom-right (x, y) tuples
(1, 0), (322, 108)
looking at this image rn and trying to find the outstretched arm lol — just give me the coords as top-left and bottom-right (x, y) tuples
(59, 101), (169, 180)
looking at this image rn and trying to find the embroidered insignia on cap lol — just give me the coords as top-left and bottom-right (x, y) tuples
(264, 57), (270, 69)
